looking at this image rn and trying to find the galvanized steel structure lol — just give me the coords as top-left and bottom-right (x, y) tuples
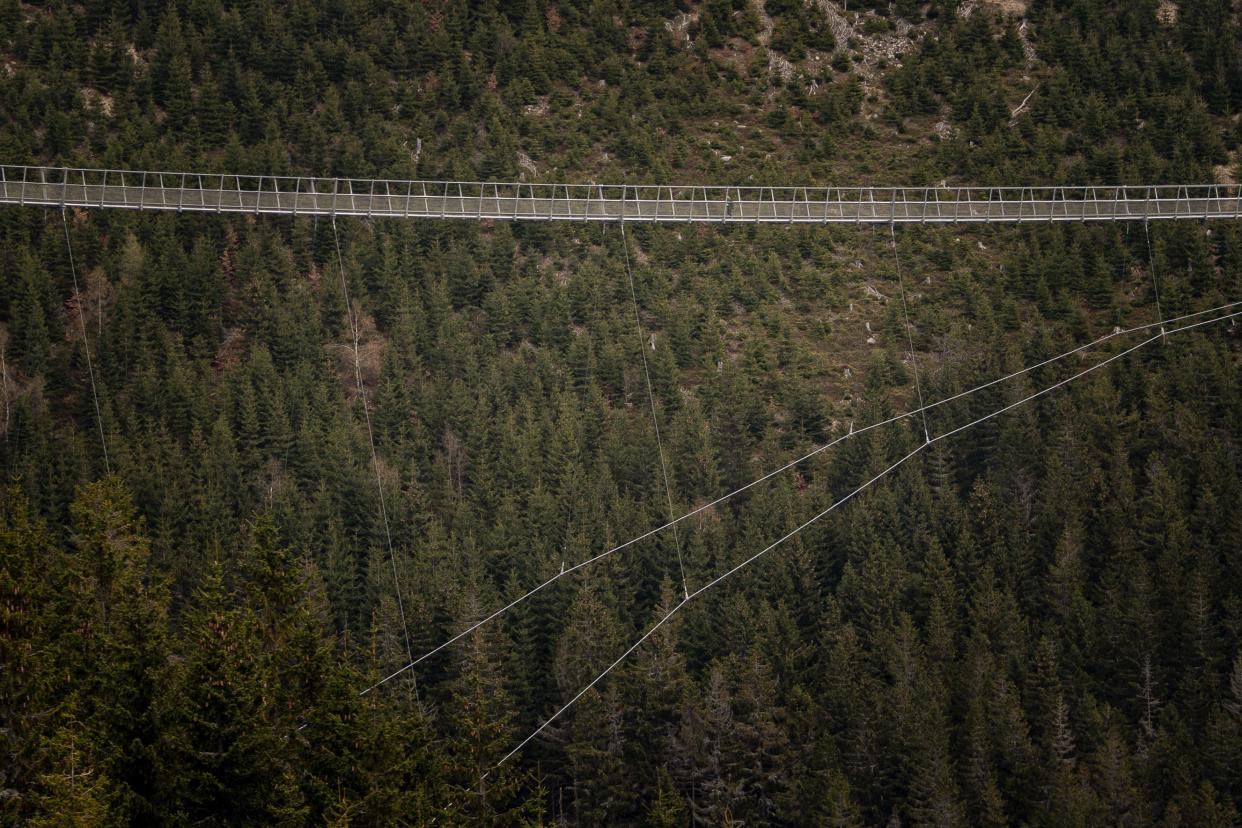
(4, 165), (1242, 223)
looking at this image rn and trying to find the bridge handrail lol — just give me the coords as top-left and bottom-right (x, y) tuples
(0, 164), (1233, 199)
(4, 165), (1240, 223)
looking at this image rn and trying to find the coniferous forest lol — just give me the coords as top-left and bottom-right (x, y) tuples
(3, 0), (1242, 824)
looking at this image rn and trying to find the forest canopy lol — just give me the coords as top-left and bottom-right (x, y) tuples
(2, 0), (1242, 825)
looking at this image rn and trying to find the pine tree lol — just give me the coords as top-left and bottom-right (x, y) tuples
(163, 561), (285, 822)
(25, 722), (117, 827)
(0, 488), (68, 823)
(67, 477), (169, 822)
(446, 593), (538, 825)
(12, 266), (52, 377)
(646, 767), (688, 828)
(618, 580), (690, 792)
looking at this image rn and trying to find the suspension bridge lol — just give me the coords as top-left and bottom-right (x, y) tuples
(4, 165), (1242, 223)
(12, 161), (1242, 773)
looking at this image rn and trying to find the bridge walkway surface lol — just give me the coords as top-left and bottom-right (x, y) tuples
(4, 166), (1242, 224)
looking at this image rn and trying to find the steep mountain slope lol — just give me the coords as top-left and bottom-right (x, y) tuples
(2, 1), (1242, 824)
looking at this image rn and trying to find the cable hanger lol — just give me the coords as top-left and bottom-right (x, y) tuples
(61, 206), (110, 474)
(331, 215), (419, 704)
(620, 221), (690, 599)
(889, 222), (931, 443)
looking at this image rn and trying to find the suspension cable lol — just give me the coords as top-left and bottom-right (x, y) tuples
(488, 306), (1241, 775)
(620, 221), (689, 599)
(890, 222), (930, 443)
(357, 298), (1242, 695)
(331, 216), (417, 685)
(61, 206), (110, 474)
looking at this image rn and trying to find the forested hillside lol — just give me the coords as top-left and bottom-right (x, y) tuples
(2, 0), (1242, 824)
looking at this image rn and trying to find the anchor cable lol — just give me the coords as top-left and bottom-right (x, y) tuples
(487, 306), (1241, 775)
(357, 298), (1242, 695)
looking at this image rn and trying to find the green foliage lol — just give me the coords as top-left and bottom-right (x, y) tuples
(888, 0), (1239, 184)
(3, 0), (1242, 824)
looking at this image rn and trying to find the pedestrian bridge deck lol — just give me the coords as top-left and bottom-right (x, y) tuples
(3, 166), (1239, 224)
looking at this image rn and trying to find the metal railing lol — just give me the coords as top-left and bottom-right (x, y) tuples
(3, 165), (1241, 223)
